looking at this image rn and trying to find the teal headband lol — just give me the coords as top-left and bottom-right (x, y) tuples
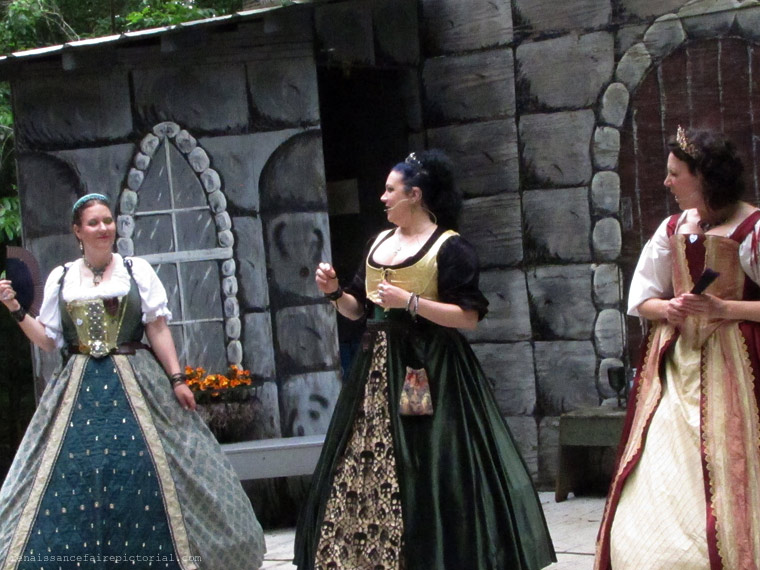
(72, 193), (110, 214)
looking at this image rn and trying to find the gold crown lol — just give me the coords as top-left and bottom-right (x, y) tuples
(676, 125), (700, 159)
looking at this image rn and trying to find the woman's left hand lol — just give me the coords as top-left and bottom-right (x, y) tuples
(376, 279), (412, 310)
(173, 383), (197, 411)
(678, 293), (727, 319)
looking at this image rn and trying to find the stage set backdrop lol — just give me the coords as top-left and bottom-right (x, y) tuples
(1, 0), (760, 520)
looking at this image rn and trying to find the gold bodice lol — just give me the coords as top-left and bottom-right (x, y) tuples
(365, 229), (457, 303)
(66, 297), (127, 357)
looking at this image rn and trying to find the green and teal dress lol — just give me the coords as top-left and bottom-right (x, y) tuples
(0, 255), (265, 570)
(295, 228), (555, 570)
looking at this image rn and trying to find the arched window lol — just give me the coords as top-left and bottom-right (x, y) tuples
(116, 122), (240, 373)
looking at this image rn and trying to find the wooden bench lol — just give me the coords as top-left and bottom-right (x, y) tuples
(221, 434), (325, 480)
(555, 407), (626, 502)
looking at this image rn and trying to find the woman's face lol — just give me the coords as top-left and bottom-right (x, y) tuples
(381, 170), (413, 225)
(664, 152), (705, 211)
(73, 202), (116, 254)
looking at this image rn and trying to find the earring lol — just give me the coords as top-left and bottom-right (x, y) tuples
(78, 240), (84, 254)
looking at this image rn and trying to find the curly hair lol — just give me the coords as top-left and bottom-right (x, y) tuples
(392, 149), (462, 230)
(667, 128), (745, 211)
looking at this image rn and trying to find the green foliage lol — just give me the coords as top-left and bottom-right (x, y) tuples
(0, 195), (20, 241)
(118, 1), (217, 31)
(0, 0), (78, 53)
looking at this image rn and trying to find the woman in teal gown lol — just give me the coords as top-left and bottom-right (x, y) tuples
(0, 194), (265, 570)
(295, 151), (555, 570)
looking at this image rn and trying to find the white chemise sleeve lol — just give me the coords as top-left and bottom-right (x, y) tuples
(627, 217), (674, 317)
(37, 265), (67, 348)
(126, 257), (173, 324)
(739, 219), (760, 286)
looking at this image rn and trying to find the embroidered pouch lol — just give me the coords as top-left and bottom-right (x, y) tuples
(399, 366), (434, 416)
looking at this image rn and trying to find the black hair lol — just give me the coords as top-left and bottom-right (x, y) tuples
(667, 128), (745, 211)
(392, 149), (461, 230)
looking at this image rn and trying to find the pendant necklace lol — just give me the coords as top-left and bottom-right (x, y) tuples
(83, 254), (112, 286)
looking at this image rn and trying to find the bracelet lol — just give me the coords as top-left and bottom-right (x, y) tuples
(169, 372), (186, 387)
(408, 293), (419, 318)
(325, 287), (343, 301)
(10, 306), (26, 323)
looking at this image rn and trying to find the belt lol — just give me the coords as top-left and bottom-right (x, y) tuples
(67, 341), (152, 356)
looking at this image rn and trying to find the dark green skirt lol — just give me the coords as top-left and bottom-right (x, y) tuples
(295, 310), (555, 570)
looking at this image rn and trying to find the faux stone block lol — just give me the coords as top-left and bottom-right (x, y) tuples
(315, 2), (375, 65)
(52, 144), (136, 205)
(615, 43), (652, 92)
(242, 312), (277, 380)
(247, 55), (319, 125)
(465, 269), (532, 342)
(471, 342), (536, 416)
(426, 119), (519, 196)
(643, 14), (687, 61)
(619, 0), (694, 19)
(527, 264), (596, 339)
(274, 304), (339, 372)
(513, 0), (610, 33)
(538, 416), (560, 488)
(133, 63), (248, 132)
(279, 371), (343, 437)
(505, 416), (538, 480)
(595, 309), (624, 358)
(600, 83), (630, 128)
(14, 72), (132, 148)
(593, 127), (620, 170)
(259, 130), (327, 211)
(679, 0), (739, 39)
(421, 0), (512, 55)
(523, 187), (591, 263)
(593, 263), (623, 307)
(593, 218), (622, 261)
(17, 153), (88, 239)
(372, 0), (420, 64)
(516, 32), (614, 111)
(459, 194), (523, 268)
(199, 129), (302, 213)
(233, 216), (269, 311)
(265, 212), (331, 301)
(519, 111), (595, 188)
(423, 49), (516, 124)
(535, 341), (599, 415)
(591, 171), (621, 215)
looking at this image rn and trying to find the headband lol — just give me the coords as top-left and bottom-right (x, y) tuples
(72, 193), (110, 214)
(676, 125), (700, 160)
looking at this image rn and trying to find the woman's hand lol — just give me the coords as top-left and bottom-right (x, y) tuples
(0, 279), (20, 311)
(377, 280), (412, 310)
(315, 262), (339, 295)
(173, 383), (196, 411)
(677, 293), (727, 319)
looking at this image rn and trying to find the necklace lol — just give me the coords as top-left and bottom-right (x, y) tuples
(83, 253), (112, 286)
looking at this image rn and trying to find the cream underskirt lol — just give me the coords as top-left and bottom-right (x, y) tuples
(610, 338), (710, 569)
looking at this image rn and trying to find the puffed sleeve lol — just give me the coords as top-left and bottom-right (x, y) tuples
(437, 235), (489, 320)
(627, 217), (673, 317)
(739, 218), (760, 286)
(37, 265), (66, 348)
(126, 257), (173, 323)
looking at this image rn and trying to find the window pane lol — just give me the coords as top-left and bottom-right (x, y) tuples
(183, 321), (227, 373)
(133, 214), (174, 255)
(155, 262), (181, 321)
(175, 210), (217, 251)
(138, 142), (172, 211)
(169, 144), (207, 209)
(181, 260), (223, 320)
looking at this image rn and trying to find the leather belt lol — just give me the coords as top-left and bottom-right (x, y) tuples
(67, 341), (151, 356)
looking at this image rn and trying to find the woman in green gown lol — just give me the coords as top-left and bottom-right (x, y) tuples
(0, 194), (265, 570)
(295, 151), (555, 570)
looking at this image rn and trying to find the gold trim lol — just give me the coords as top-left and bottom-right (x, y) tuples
(112, 355), (197, 570)
(3, 356), (86, 569)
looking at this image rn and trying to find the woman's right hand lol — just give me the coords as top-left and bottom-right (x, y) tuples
(664, 295), (690, 326)
(315, 262), (339, 295)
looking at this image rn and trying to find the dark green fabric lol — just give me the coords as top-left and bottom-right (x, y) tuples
(295, 310), (555, 570)
(19, 357), (180, 569)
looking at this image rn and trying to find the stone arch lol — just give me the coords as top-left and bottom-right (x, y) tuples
(116, 121), (241, 370)
(593, 1), (760, 371)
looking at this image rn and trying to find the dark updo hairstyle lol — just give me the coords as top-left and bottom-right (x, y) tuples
(71, 193), (111, 227)
(667, 127), (745, 212)
(392, 149), (461, 230)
